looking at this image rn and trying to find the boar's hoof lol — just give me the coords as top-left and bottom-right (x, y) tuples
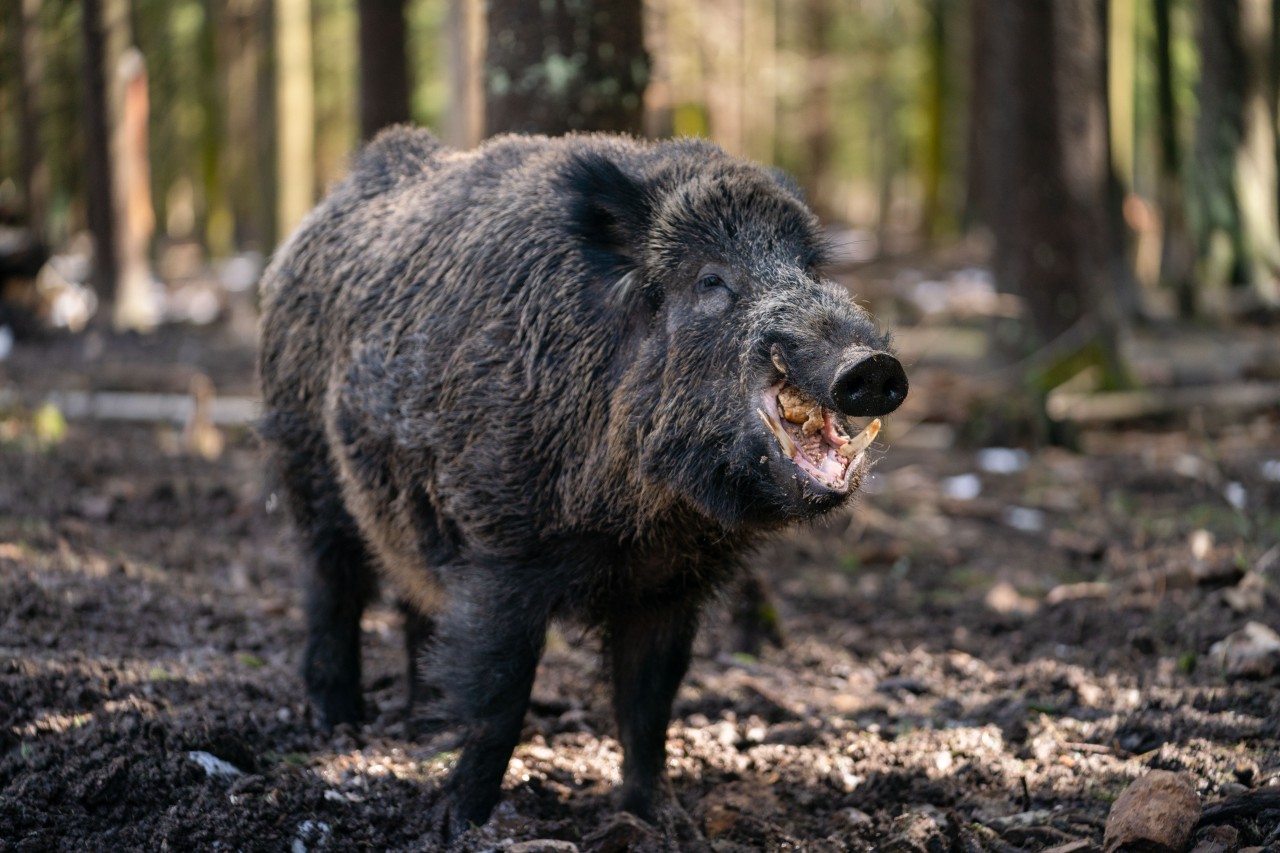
(831, 352), (908, 417)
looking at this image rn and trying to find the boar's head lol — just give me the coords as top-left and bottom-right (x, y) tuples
(566, 140), (907, 532)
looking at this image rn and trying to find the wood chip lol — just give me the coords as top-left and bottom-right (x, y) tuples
(1103, 770), (1201, 853)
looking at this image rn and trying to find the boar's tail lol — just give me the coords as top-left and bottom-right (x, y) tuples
(348, 125), (447, 199)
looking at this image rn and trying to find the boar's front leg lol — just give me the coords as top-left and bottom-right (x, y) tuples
(608, 600), (701, 820)
(431, 580), (548, 837)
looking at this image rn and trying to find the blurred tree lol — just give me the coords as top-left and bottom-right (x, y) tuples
(484, 0), (648, 136)
(81, 0), (121, 304)
(1192, 1), (1246, 292)
(443, 0), (483, 148)
(1154, 0), (1195, 316)
(975, 0), (1126, 386)
(798, 0), (836, 219)
(199, 0), (232, 256)
(920, 0), (948, 240)
(275, 0), (315, 236)
(12, 0), (49, 240)
(357, 0), (410, 140)
(1236, 0), (1280, 304)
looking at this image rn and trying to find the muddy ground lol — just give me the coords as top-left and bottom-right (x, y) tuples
(1, 318), (1279, 852)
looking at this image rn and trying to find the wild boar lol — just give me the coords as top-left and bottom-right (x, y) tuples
(258, 127), (907, 836)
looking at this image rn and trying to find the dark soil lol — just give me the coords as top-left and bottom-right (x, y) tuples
(2, 322), (1279, 852)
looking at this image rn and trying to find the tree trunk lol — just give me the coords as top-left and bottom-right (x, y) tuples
(484, 0), (648, 137)
(1192, 0), (1247, 291)
(1154, 0), (1195, 316)
(112, 48), (157, 331)
(796, 0), (834, 218)
(258, 0), (279, 249)
(964, 0), (989, 232)
(1237, 0), (1280, 304)
(357, 0), (410, 141)
(444, 0), (484, 148)
(921, 0), (948, 241)
(13, 0), (49, 240)
(81, 0), (121, 306)
(978, 0), (1123, 381)
(275, 0), (316, 237)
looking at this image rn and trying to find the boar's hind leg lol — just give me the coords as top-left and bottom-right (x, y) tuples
(300, 523), (375, 729)
(269, 426), (376, 730)
(430, 586), (547, 835)
(608, 601), (700, 820)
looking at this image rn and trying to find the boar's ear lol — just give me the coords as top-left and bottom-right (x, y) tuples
(565, 152), (655, 278)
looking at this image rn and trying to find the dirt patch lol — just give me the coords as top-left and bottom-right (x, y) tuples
(2, 328), (1279, 851)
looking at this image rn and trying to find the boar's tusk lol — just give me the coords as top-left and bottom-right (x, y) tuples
(757, 407), (798, 459)
(838, 418), (881, 458)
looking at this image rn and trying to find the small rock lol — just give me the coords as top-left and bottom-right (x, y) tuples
(1189, 824), (1238, 853)
(836, 807), (873, 829)
(1103, 770), (1201, 853)
(187, 750), (244, 778)
(582, 812), (656, 853)
(1209, 622), (1280, 679)
(985, 581), (1039, 617)
(1223, 573), (1270, 614)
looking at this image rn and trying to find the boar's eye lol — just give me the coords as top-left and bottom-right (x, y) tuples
(697, 273), (726, 292)
(692, 265), (736, 316)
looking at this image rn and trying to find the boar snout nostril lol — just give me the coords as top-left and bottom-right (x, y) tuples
(832, 353), (908, 417)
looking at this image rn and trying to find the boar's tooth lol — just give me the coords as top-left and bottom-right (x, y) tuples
(770, 344), (787, 375)
(757, 407), (798, 459)
(838, 418), (882, 459)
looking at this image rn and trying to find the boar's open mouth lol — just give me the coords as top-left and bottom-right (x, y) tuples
(756, 382), (880, 493)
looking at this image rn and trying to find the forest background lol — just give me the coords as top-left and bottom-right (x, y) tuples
(3, 0), (1279, 375)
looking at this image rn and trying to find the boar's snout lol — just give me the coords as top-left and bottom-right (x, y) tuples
(831, 351), (908, 417)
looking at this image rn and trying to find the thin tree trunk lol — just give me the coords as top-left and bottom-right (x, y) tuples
(258, 0), (279, 249)
(81, 0), (120, 306)
(921, 0), (947, 241)
(357, 0), (410, 141)
(1154, 0), (1195, 316)
(199, 0), (233, 256)
(1192, 0), (1246, 291)
(964, 0), (989, 232)
(799, 0), (834, 219)
(14, 0), (49, 240)
(1237, 0), (1280, 303)
(275, 0), (315, 237)
(445, 0), (484, 148)
(112, 48), (157, 331)
(1108, 0), (1135, 193)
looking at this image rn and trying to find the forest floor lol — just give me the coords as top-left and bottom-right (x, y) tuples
(1, 306), (1279, 852)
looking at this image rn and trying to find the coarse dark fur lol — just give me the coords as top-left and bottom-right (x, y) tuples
(258, 127), (901, 838)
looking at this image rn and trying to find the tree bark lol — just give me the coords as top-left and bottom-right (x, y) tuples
(1237, 0), (1280, 303)
(275, 0), (316, 237)
(484, 0), (648, 137)
(444, 0), (484, 148)
(357, 0), (411, 141)
(978, 0), (1122, 375)
(81, 0), (120, 305)
(921, 0), (948, 241)
(1154, 0), (1195, 316)
(1192, 0), (1247, 290)
(112, 48), (157, 331)
(13, 0), (49, 239)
